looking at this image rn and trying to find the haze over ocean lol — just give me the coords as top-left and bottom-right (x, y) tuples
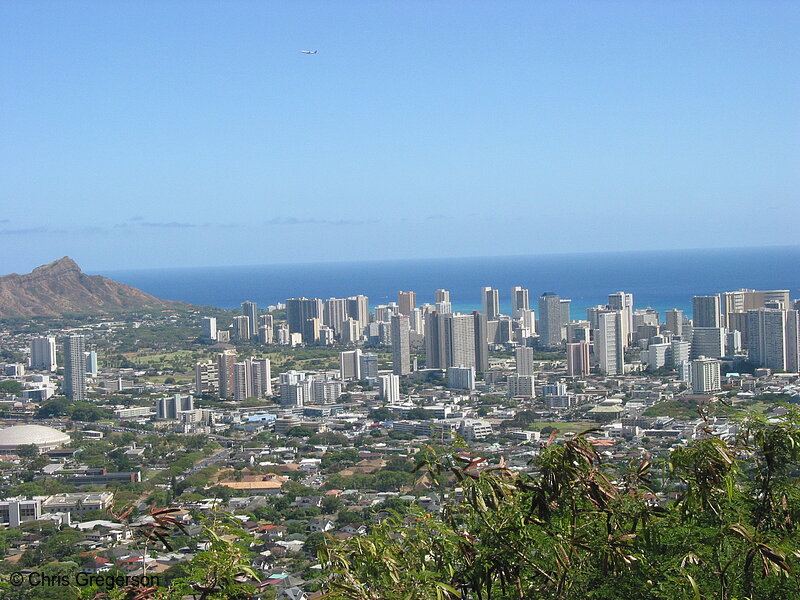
(97, 246), (800, 318)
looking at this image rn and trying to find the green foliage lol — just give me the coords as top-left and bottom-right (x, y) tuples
(320, 412), (800, 600)
(0, 380), (23, 395)
(36, 398), (111, 421)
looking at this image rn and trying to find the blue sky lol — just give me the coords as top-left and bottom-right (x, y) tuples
(2, 1), (798, 272)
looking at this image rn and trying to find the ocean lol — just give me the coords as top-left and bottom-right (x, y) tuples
(97, 246), (800, 319)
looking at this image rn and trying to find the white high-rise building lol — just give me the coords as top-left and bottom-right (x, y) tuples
(446, 366), (475, 390)
(340, 349), (362, 380)
(435, 289), (452, 314)
(507, 374), (535, 397)
(566, 321), (591, 343)
(202, 317), (217, 340)
(391, 315), (411, 375)
(595, 310), (624, 375)
(746, 308), (787, 371)
(378, 374), (400, 403)
(519, 309), (536, 334)
(324, 298), (349, 335)
(691, 356), (721, 393)
(233, 362), (252, 401)
(194, 360), (218, 396)
(63, 335), (87, 402)
(665, 309), (683, 336)
(481, 287), (500, 320)
(515, 346), (535, 376)
(241, 301), (258, 336)
(233, 316), (251, 341)
(511, 286), (530, 319)
(249, 358), (272, 397)
(643, 343), (670, 370)
(85, 351), (98, 377)
(538, 293), (563, 348)
(670, 339), (691, 367)
(30, 336), (57, 371)
(346, 295), (369, 329)
(607, 292), (634, 345)
(341, 318), (361, 344)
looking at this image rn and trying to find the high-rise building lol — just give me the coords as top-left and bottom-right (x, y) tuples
(201, 317), (217, 340)
(324, 298), (349, 335)
(785, 310), (800, 373)
(560, 299), (572, 331)
(446, 366), (475, 390)
(691, 357), (721, 393)
(391, 315), (411, 375)
(346, 295), (369, 329)
(515, 346), (535, 376)
(519, 309), (536, 334)
(693, 296), (721, 328)
(30, 336), (57, 371)
(425, 312), (488, 373)
(233, 316), (251, 341)
(720, 289), (791, 327)
(746, 308), (787, 371)
(567, 341), (591, 376)
(85, 351), (98, 377)
(341, 318), (361, 344)
(303, 317), (321, 345)
(595, 310), (624, 375)
(435, 289), (452, 314)
(156, 394), (193, 419)
(409, 307), (425, 333)
(473, 312), (489, 373)
(481, 287), (500, 320)
(233, 362), (252, 401)
(217, 350), (236, 399)
(359, 353), (378, 383)
(691, 327), (725, 359)
(607, 292), (633, 345)
(665, 309), (683, 336)
(258, 325), (273, 344)
(279, 371), (310, 408)
(286, 298), (323, 334)
(378, 374), (400, 403)
(241, 301), (258, 336)
(507, 374), (535, 398)
(669, 339), (691, 368)
(566, 321), (590, 343)
(643, 343), (670, 370)
(538, 293), (563, 348)
(511, 286), (530, 319)
(398, 291), (416, 316)
(340, 349), (362, 380)
(249, 358), (272, 397)
(63, 335), (87, 401)
(194, 360), (219, 396)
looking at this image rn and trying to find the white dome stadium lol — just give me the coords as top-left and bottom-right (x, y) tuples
(0, 424), (71, 452)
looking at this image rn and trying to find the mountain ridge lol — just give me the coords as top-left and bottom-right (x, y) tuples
(0, 257), (189, 317)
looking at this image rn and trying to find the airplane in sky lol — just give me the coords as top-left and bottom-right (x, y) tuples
(300, 50), (318, 54)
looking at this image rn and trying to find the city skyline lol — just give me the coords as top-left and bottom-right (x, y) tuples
(2, 2), (799, 271)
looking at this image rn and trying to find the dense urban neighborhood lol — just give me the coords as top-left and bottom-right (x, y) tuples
(0, 286), (799, 599)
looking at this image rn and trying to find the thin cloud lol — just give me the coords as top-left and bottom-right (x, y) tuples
(265, 217), (379, 226)
(137, 221), (196, 228)
(0, 226), (61, 235)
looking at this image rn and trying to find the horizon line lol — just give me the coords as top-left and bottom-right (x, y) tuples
(87, 243), (800, 275)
